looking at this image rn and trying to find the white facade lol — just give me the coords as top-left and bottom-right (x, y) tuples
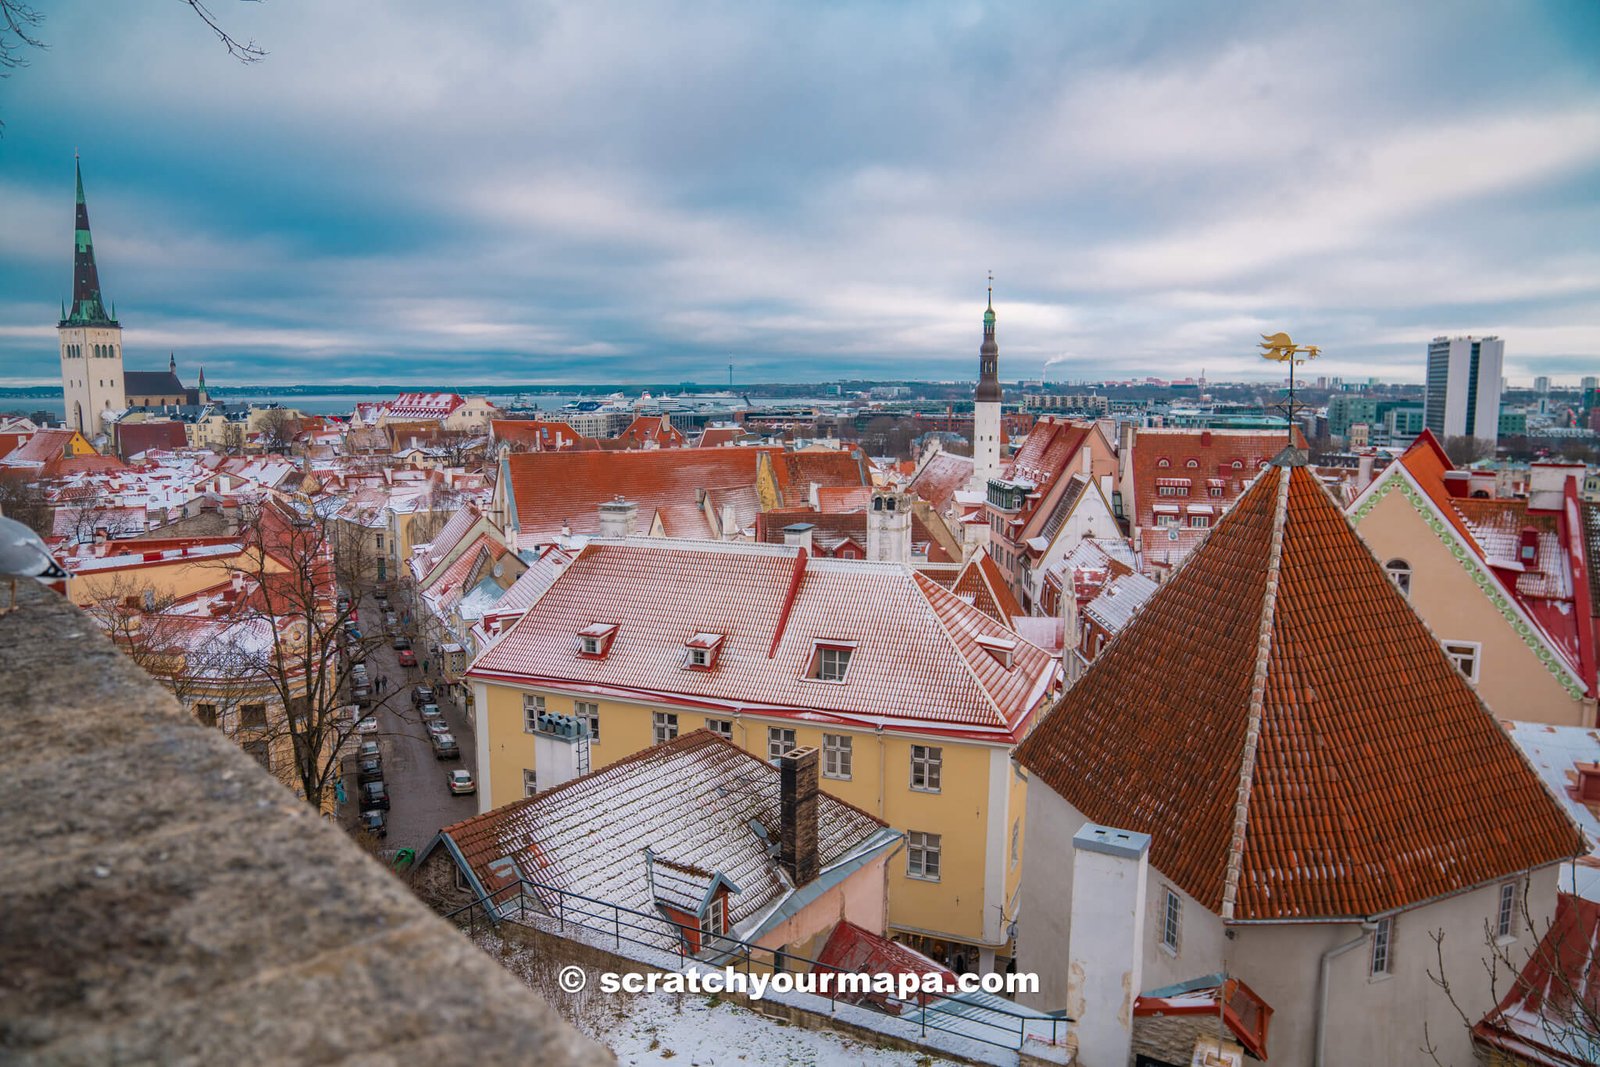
(1424, 335), (1504, 446)
(970, 400), (1002, 492)
(59, 324), (126, 437)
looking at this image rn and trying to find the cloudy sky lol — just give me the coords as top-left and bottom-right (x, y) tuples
(2, 1), (1598, 388)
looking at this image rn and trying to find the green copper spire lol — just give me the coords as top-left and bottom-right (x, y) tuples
(61, 155), (117, 328)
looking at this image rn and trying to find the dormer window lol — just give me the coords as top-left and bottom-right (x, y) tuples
(975, 634), (1016, 669)
(809, 640), (856, 682)
(577, 622), (619, 658)
(1185, 459), (1199, 468)
(683, 632), (725, 670)
(1157, 458), (1171, 468)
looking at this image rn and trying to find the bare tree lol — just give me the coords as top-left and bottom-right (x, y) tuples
(1442, 435), (1495, 466)
(0, 469), (51, 536)
(0, 0), (263, 75)
(254, 408), (298, 455)
(52, 484), (142, 546)
(1422, 879), (1599, 1065)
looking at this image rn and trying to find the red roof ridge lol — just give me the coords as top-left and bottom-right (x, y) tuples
(1221, 463), (1289, 921)
(767, 548), (809, 658)
(910, 568), (1031, 730)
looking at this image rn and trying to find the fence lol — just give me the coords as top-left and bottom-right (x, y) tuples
(444, 877), (1071, 1055)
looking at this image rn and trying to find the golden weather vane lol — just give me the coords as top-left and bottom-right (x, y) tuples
(1258, 332), (1321, 446)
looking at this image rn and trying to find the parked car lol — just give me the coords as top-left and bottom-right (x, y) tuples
(432, 732), (460, 760)
(411, 685), (435, 707)
(358, 809), (387, 838)
(425, 719), (451, 737)
(360, 779), (390, 810)
(392, 635), (411, 651)
(357, 755), (384, 784)
(447, 769), (476, 795)
(353, 685), (373, 708)
(419, 703), (442, 722)
(385, 612), (399, 630)
(356, 716), (379, 734)
(345, 628), (363, 642)
(397, 649), (417, 668)
(357, 739), (382, 761)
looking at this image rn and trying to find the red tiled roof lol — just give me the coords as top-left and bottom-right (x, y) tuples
(116, 421), (189, 459)
(906, 451), (973, 512)
(617, 414), (687, 449)
(698, 426), (746, 448)
(814, 921), (955, 1008)
(3, 429), (86, 468)
(504, 448), (774, 541)
(470, 540), (1059, 739)
(1130, 428), (1302, 534)
(816, 485), (872, 513)
(1473, 892), (1600, 1066)
(952, 548), (1024, 624)
(753, 509), (955, 564)
(1015, 461), (1584, 920)
(1393, 429), (1479, 549)
(771, 450), (869, 508)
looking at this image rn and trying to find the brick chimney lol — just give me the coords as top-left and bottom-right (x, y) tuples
(779, 745), (820, 886)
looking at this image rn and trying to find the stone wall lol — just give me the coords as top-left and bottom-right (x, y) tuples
(0, 583), (612, 1066)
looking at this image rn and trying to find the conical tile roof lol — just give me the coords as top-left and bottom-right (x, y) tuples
(1015, 461), (1583, 920)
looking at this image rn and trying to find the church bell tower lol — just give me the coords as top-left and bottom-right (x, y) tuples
(58, 156), (125, 436)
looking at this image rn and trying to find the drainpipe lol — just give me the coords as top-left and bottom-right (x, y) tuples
(1315, 922), (1376, 1067)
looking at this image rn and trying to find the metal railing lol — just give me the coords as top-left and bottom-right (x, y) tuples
(444, 877), (1072, 1054)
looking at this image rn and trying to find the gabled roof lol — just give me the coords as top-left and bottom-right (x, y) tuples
(1473, 892), (1600, 1066)
(491, 419), (596, 451)
(438, 730), (892, 947)
(470, 539), (1059, 739)
(124, 371), (186, 398)
(2, 429), (90, 469)
(409, 505), (482, 583)
(116, 421), (189, 459)
(753, 509), (956, 563)
(1016, 460), (1583, 920)
(951, 548), (1024, 623)
(770, 450), (869, 508)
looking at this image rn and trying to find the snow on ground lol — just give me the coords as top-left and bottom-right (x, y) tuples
(477, 929), (961, 1067)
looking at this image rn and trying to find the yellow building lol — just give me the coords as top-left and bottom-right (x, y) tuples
(467, 536), (1059, 973)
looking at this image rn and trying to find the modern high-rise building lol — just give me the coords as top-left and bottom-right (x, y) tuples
(1424, 336), (1504, 447)
(1535, 375), (1551, 395)
(1583, 376), (1598, 393)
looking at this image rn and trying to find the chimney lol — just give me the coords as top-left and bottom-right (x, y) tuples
(720, 502), (737, 540)
(1357, 450), (1375, 491)
(779, 745), (820, 885)
(1068, 824), (1151, 1067)
(782, 522), (814, 554)
(1529, 463), (1584, 512)
(597, 497), (638, 539)
(867, 490), (912, 563)
(1575, 763), (1600, 803)
(1443, 470), (1471, 498)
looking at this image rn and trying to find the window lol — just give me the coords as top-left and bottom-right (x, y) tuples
(523, 769), (538, 797)
(240, 704), (267, 730)
(701, 893), (725, 940)
(243, 740), (271, 771)
(1190, 516), (1211, 528)
(910, 745), (942, 792)
(1011, 819), (1021, 867)
(1371, 916), (1394, 976)
(688, 646), (711, 667)
(575, 701), (599, 742)
(1157, 458), (1170, 468)
(1443, 641), (1480, 683)
(812, 645), (854, 682)
(907, 831), (942, 880)
(1157, 484), (1187, 497)
(376, 560), (386, 581)
(1497, 882), (1517, 940)
(581, 635), (602, 655)
(1185, 459), (1200, 468)
(1162, 888), (1181, 952)
(195, 703), (218, 728)
(1209, 486), (1224, 498)
(653, 711), (678, 745)
(1385, 559), (1412, 597)
(705, 718), (733, 741)
(375, 533), (384, 551)
(1156, 513), (1180, 528)
(769, 727), (797, 762)
(823, 733), (853, 779)
(523, 693), (545, 733)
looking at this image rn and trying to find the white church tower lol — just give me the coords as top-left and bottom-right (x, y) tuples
(58, 157), (125, 437)
(968, 280), (1003, 492)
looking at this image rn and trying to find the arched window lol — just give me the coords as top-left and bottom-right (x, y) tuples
(1157, 458), (1170, 468)
(1385, 559), (1412, 597)
(1232, 460), (1243, 469)
(1186, 459), (1200, 468)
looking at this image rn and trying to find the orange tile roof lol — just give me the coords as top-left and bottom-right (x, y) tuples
(771, 450), (870, 508)
(905, 451), (973, 512)
(1392, 429), (1479, 549)
(470, 539), (1059, 739)
(952, 548), (1024, 624)
(1016, 460), (1584, 920)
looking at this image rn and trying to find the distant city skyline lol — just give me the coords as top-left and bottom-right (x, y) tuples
(2, 1), (1598, 387)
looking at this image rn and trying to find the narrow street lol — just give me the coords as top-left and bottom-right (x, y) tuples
(347, 589), (478, 853)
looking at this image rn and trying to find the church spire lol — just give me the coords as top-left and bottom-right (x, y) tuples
(62, 156), (116, 328)
(976, 272), (1001, 403)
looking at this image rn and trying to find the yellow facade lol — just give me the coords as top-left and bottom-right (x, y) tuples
(477, 680), (1022, 957)
(1353, 482), (1593, 726)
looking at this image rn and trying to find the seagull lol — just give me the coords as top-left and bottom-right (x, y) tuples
(0, 514), (67, 614)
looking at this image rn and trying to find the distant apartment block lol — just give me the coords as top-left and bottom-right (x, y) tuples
(1424, 336), (1504, 447)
